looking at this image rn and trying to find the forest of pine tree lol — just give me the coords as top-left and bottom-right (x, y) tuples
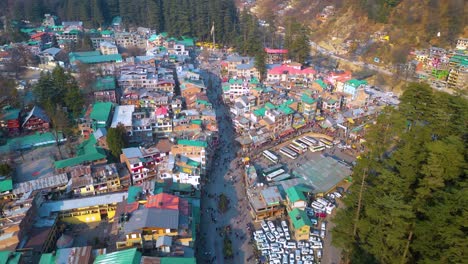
(1, 0), (239, 44)
(331, 83), (468, 264)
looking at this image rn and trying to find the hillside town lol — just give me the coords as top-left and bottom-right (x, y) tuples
(0, 10), (466, 264)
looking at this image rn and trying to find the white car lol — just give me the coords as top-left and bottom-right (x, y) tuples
(333, 191), (342, 198)
(269, 253), (281, 260)
(295, 249), (301, 261)
(281, 220), (289, 231)
(266, 232), (276, 242)
(277, 238), (287, 245)
(261, 221), (269, 232)
(321, 222), (327, 231)
(289, 253), (295, 263)
(273, 230), (281, 238)
(268, 221), (276, 231)
(285, 241), (296, 249)
(284, 231), (291, 240)
(271, 247), (284, 254)
(311, 241), (323, 249)
(270, 243), (281, 248)
(317, 249), (322, 259)
(258, 243), (269, 250)
(320, 230), (326, 239)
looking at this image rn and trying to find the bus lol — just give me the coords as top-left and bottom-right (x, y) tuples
(288, 144), (304, 154)
(265, 169), (286, 181)
(280, 147), (298, 160)
(292, 140), (309, 152)
(302, 136), (319, 145)
(262, 150), (279, 164)
(262, 164), (283, 177)
(310, 145), (326, 152)
(296, 139), (312, 147)
(319, 138), (334, 148)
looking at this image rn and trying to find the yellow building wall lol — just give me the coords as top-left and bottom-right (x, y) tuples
(79, 185), (95, 195)
(61, 212), (102, 224)
(295, 226), (310, 241)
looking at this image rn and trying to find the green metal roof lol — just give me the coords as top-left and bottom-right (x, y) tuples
(186, 159), (201, 167)
(228, 78), (243, 85)
(38, 253), (55, 264)
(315, 79), (327, 89)
(160, 257), (197, 264)
(190, 119), (203, 125)
(177, 139), (207, 148)
(94, 248), (141, 264)
(0, 251), (22, 264)
(196, 100), (211, 106)
(0, 178), (13, 193)
(127, 186), (143, 203)
(253, 107), (266, 117)
(285, 186), (310, 203)
(94, 76), (116, 91)
(90, 102), (113, 122)
(301, 94), (316, 104)
(69, 51), (122, 64)
(289, 208), (313, 229)
(54, 135), (107, 169)
(1, 108), (20, 121)
(222, 85), (230, 92)
(100, 30), (114, 36)
(265, 102), (276, 110)
(177, 37), (195, 47)
(278, 105), (294, 115)
(0, 132), (64, 154)
(346, 79), (367, 88)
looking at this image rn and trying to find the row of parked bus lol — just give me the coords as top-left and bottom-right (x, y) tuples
(277, 136), (333, 160)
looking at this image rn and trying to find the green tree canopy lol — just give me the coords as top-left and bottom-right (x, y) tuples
(106, 124), (128, 159)
(332, 83), (468, 264)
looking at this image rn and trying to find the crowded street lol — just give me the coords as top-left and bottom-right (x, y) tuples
(197, 62), (255, 263)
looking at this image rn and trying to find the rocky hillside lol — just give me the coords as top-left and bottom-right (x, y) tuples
(251, 0), (467, 64)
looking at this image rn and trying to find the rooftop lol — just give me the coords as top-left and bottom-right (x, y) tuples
(123, 208), (179, 233)
(94, 248), (141, 264)
(289, 208), (313, 229)
(90, 102), (113, 122)
(177, 139), (207, 148)
(293, 155), (351, 194)
(39, 192), (127, 217)
(111, 105), (135, 128)
(54, 135), (107, 169)
(94, 76), (116, 91)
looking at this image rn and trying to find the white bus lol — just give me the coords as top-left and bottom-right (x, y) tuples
(302, 136), (319, 145)
(262, 164), (283, 177)
(296, 139), (312, 147)
(288, 144), (304, 154)
(280, 147), (298, 159)
(266, 169), (286, 181)
(319, 138), (334, 148)
(310, 145), (326, 152)
(263, 150), (279, 164)
(292, 140), (309, 151)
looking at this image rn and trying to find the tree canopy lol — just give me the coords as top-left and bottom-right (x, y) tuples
(332, 83), (468, 264)
(106, 124), (128, 160)
(33, 66), (84, 118)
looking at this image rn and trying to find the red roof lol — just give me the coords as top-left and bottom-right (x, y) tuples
(31, 32), (47, 39)
(264, 48), (288, 54)
(146, 193), (179, 210)
(268, 64), (316, 75)
(155, 106), (168, 116)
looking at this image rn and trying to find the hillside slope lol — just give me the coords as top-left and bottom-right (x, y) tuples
(252, 0), (468, 63)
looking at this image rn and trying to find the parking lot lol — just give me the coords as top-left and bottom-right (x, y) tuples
(252, 189), (344, 264)
(248, 134), (352, 264)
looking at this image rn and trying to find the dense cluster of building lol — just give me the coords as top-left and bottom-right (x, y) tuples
(411, 39), (468, 90)
(0, 14), (212, 264)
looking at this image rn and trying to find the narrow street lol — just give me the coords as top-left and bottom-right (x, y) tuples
(197, 60), (255, 263)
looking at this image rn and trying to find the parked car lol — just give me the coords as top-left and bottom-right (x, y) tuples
(285, 232), (291, 241)
(266, 232), (276, 242)
(289, 253), (295, 263)
(267, 221), (276, 231)
(320, 230), (326, 238)
(317, 249), (322, 259)
(321, 222), (327, 231)
(281, 220), (289, 231)
(261, 221), (269, 232)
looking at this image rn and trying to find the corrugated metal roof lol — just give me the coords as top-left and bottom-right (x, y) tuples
(123, 208), (179, 233)
(94, 248), (141, 264)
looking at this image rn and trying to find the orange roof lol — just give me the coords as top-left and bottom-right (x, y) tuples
(146, 193), (179, 210)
